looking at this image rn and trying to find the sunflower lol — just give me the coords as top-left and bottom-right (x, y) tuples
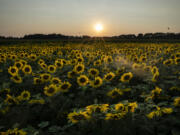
(105, 112), (125, 120)
(14, 61), (23, 69)
(163, 59), (173, 66)
(28, 99), (45, 104)
(175, 57), (180, 65)
(68, 111), (90, 123)
(70, 59), (77, 65)
(105, 56), (113, 63)
(115, 103), (125, 112)
(40, 63), (47, 70)
(29, 54), (37, 61)
(161, 108), (173, 114)
(88, 68), (99, 77)
(33, 77), (42, 85)
(107, 88), (123, 98)
(44, 84), (58, 96)
(22, 65), (32, 75)
(90, 76), (103, 88)
(58, 81), (71, 92)
(128, 102), (138, 112)
(120, 72), (133, 83)
(86, 104), (109, 114)
(11, 75), (22, 83)
(115, 67), (125, 75)
(40, 73), (51, 82)
(76, 57), (84, 63)
(93, 59), (102, 67)
(51, 77), (61, 85)
(151, 66), (159, 74)
(152, 72), (159, 82)
(55, 60), (63, 69)
(18, 90), (31, 101)
(173, 97), (180, 107)
(38, 59), (45, 65)
(5, 94), (18, 105)
(48, 65), (56, 73)
(104, 72), (115, 81)
(151, 87), (162, 98)
(8, 66), (18, 76)
(143, 66), (152, 72)
(67, 71), (76, 78)
(73, 64), (85, 74)
(77, 75), (89, 86)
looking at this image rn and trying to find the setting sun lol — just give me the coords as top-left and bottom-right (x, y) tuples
(94, 23), (103, 32)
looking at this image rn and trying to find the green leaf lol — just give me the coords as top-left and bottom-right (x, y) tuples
(38, 121), (49, 128)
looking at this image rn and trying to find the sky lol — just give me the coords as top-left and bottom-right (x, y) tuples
(0, 0), (180, 37)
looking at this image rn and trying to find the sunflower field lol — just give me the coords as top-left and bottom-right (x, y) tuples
(0, 43), (180, 135)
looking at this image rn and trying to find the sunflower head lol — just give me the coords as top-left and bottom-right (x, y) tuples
(51, 77), (61, 85)
(104, 72), (115, 81)
(90, 76), (103, 88)
(120, 72), (133, 83)
(10, 75), (22, 83)
(68, 111), (90, 123)
(8, 66), (18, 76)
(18, 90), (31, 101)
(73, 64), (85, 74)
(48, 65), (56, 73)
(59, 82), (71, 92)
(22, 65), (32, 75)
(33, 77), (42, 85)
(44, 84), (57, 96)
(14, 61), (23, 69)
(163, 59), (173, 66)
(88, 68), (99, 77)
(77, 75), (89, 86)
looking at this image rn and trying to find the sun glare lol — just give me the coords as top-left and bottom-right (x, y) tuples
(94, 23), (103, 32)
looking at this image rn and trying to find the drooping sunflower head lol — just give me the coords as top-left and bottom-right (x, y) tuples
(104, 72), (115, 81)
(115, 103), (125, 112)
(77, 75), (89, 86)
(163, 59), (174, 66)
(22, 65), (32, 75)
(173, 97), (180, 107)
(68, 111), (90, 123)
(10, 75), (22, 83)
(120, 72), (133, 83)
(73, 64), (85, 74)
(107, 88), (123, 98)
(5, 94), (18, 105)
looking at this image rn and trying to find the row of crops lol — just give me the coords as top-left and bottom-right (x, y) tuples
(0, 43), (180, 135)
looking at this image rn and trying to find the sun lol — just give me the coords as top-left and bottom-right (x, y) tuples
(94, 23), (103, 32)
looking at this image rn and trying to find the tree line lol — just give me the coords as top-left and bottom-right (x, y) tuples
(0, 32), (180, 40)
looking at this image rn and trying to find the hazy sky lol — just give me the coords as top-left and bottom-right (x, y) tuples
(0, 0), (180, 37)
